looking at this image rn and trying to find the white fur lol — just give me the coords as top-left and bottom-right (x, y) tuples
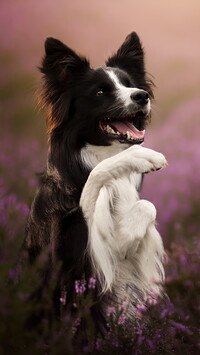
(105, 69), (151, 113)
(81, 141), (129, 168)
(80, 144), (167, 317)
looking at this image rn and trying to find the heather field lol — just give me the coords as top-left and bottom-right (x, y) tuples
(0, 1), (200, 354)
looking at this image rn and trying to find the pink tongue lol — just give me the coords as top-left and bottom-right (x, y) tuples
(111, 121), (145, 140)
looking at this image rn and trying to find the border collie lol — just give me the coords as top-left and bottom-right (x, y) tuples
(19, 32), (167, 331)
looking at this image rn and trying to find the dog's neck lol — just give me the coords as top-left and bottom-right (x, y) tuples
(80, 141), (143, 192)
(80, 141), (130, 170)
(47, 141), (143, 193)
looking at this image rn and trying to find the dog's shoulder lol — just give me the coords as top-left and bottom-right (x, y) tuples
(30, 171), (78, 224)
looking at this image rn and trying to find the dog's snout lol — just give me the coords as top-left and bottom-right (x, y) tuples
(130, 90), (149, 106)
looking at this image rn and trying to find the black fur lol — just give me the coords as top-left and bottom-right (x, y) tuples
(18, 32), (153, 332)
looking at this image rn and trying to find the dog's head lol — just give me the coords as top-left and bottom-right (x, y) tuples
(39, 32), (153, 152)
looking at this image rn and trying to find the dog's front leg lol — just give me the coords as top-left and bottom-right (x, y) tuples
(80, 144), (167, 223)
(80, 145), (167, 292)
(116, 197), (157, 258)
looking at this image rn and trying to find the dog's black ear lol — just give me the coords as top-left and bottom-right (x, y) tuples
(106, 32), (153, 97)
(38, 38), (90, 135)
(40, 37), (90, 82)
(106, 32), (143, 61)
(106, 32), (144, 71)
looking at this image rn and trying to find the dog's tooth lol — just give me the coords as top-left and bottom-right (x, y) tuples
(127, 131), (130, 140)
(106, 125), (114, 134)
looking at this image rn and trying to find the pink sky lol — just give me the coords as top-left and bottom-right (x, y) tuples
(0, 0), (199, 120)
(1, 1), (200, 70)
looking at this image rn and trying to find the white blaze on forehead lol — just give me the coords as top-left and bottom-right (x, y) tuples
(105, 68), (150, 112)
(105, 69), (139, 107)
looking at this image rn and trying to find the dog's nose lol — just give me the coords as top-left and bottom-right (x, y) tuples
(130, 90), (149, 106)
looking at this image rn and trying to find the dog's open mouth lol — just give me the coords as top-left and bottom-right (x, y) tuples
(99, 111), (148, 144)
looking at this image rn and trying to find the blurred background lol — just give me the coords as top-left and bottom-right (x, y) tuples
(0, 0), (200, 350)
(1, 0), (200, 235)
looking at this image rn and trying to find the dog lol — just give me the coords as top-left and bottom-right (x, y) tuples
(19, 32), (167, 332)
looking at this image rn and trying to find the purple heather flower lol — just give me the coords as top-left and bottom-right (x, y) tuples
(170, 320), (189, 333)
(106, 306), (116, 317)
(136, 304), (146, 313)
(71, 317), (81, 334)
(60, 297), (66, 306)
(118, 313), (126, 325)
(160, 308), (169, 319)
(119, 297), (129, 312)
(88, 276), (96, 289)
(75, 280), (86, 294)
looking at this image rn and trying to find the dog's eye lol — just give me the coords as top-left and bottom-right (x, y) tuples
(96, 90), (104, 96)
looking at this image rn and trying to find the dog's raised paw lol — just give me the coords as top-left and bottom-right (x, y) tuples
(128, 145), (168, 174)
(144, 150), (167, 173)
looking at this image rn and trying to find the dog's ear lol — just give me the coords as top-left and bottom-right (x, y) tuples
(38, 38), (91, 135)
(40, 37), (90, 82)
(106, 32), (153, 97)
(106, 32), (144, 73)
